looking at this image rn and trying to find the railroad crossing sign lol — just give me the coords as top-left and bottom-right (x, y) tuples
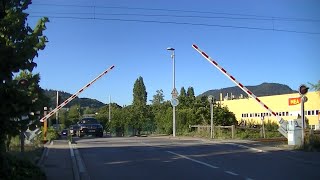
(171, 88), (178, 98)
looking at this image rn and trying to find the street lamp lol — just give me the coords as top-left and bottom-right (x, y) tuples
(167, 47), (177, 137)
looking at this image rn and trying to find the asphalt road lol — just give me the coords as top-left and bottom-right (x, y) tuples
(73, 136), (320, 180)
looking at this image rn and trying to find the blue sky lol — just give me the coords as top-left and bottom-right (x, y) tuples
(27, 0), (320, 106)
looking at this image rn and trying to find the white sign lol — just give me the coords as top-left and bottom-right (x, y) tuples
(171, 98), (179, 107)
(207, 95), (214, 104)
(171, 88), (178, 98)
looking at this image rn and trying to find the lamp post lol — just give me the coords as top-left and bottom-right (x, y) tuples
(167, 47), (177, 137)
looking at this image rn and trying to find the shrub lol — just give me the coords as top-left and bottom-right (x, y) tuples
(0, 152), (46, 180)
(304, 133), (320, 151)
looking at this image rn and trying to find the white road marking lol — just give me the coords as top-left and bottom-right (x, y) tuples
(166, 151), (219, 169)
(225, 171), (238, 176)
(226, 143), (265, 153)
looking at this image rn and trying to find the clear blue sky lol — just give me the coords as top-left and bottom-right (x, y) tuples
(27, 0), (320, 106)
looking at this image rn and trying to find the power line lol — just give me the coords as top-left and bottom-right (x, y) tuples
(27, 11), (288, 22)
(29, 15), (320, 35)
(31, 3), (320, 23)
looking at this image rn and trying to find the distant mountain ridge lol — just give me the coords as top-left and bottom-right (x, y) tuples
(199, 83), (297, 100)
(44, 89), (105, 108)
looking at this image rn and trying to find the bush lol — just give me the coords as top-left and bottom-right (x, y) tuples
(0, 152), (46, 180)
(45, 127), (59, 141)
(304, 133), (320, 151)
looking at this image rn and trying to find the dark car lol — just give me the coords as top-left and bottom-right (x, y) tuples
(61, 129), (68, 136)
(76, 117), (103, 137)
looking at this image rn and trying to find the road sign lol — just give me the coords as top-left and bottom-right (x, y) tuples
(207, 95), (215, 104)
(171, 98), (179, 107)
(299, 84), (309, 95)
(171, 88), (178, 98)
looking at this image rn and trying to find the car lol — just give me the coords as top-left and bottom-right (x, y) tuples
(69, 125), (80, 136)
(76, 117), (104, 138)
(61, 129), (68, 136)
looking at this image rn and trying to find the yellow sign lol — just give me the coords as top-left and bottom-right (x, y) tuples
(288, 97), (301, 106)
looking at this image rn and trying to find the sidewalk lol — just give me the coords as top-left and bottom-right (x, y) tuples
(39, 140), (74, 180)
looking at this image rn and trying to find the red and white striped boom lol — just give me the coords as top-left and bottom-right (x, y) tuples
(192, 44), (288, 138)
(40, 65), (115, 122)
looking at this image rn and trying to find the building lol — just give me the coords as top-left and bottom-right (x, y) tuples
(221, 91), (320, 130)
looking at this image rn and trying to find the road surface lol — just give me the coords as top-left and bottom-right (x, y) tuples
(73, 136), (320, 180)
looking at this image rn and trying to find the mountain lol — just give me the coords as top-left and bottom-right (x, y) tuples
(44, 89), (105, 108)
(199, 83), (297, 100)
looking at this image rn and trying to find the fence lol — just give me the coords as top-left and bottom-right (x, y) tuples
(189, 125), (236, 139)
(189, 125), (270, 139)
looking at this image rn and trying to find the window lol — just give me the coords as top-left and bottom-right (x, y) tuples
(316, 110), (319, 115)
(286, 112), (289, 116)
(311, 110), (315, 115)
(307, 111), (311, 115)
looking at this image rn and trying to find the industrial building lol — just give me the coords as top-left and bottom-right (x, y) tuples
(221, 91), (320, 130)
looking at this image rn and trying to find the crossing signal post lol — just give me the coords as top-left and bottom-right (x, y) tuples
(299, 84), (309, 146)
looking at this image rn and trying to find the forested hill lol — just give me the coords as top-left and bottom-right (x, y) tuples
(199, 83), (297, 99)
(44, 89), (105, 108)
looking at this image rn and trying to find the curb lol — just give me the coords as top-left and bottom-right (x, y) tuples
(37, 140), (53, 167)
(69, 141), (80, 180)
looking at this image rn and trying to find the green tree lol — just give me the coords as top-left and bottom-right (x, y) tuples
(309, 80), (320, 93)
(67, 105), (81, 126)
(6, 71), (49, 152)
(83, 107), (95, 115)
(180, 87), (186, 97)
(133, 76), (147, 106)
(0, 0), (48, 152)
(151, 89), (164, 105)
(187, 86), (195, 98)
(96, 103), (122, 132)
(131, 76), (149, 135)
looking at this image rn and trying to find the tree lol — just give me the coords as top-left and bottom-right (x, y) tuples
(180, 87), (186, 97)
(5, 71), (48, 152)
(309, 80), (320, 93)
(0, 0), (48, 152)
(187, 86), (195, 98)
(151, 89), (164, 105)
(67, 105), (81, 126)
(133, 76), (147, 106)
(131, 76), (149, 135)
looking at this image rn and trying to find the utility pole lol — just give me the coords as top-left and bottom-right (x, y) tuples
(109, 95), (111, 122)
(299, 84), (309, 146)
(56, 91), (59, 124)
(208, 95), (215, 139)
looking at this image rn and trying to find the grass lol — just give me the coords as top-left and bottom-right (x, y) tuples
(1, 138), (46, 180)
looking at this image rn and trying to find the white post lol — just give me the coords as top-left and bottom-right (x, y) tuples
(109, 95), (111, 122)
(56, 91), (59, 124)
(172, 50), (176, 137)
(210, 103), (213, 138)
(301, 96), (305, 146)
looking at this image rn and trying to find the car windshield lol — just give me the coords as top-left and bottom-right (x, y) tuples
(78, 118), (99, 124)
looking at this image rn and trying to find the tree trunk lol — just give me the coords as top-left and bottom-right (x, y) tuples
(20, 131), (25, 153)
